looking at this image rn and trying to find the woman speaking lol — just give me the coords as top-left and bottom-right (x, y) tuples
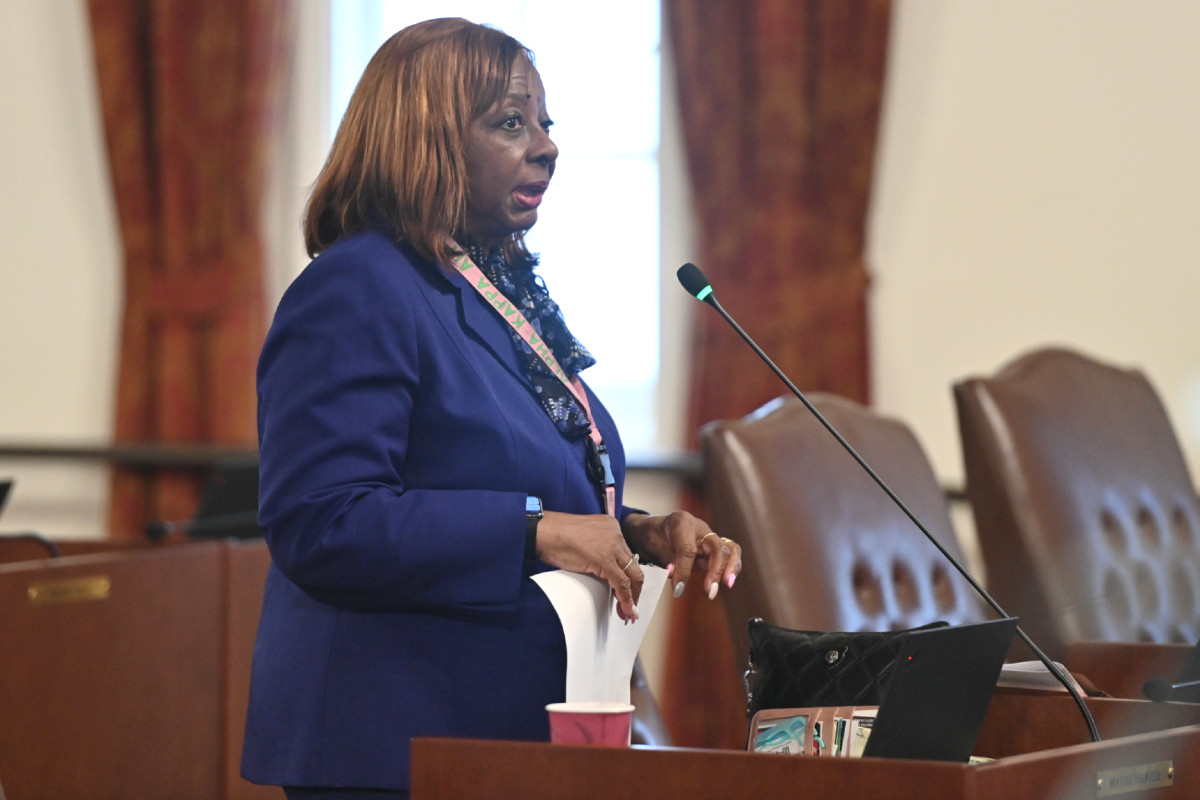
(241, 18), (742, 798)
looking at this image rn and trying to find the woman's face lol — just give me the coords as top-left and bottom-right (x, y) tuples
(462, 57), (558, 249)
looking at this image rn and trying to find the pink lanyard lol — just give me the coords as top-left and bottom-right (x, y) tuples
(450, 247), (616, 516)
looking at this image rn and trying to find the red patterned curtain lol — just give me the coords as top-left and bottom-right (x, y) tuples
(661, 0), (892, 748)
(86, 0), (293, 538)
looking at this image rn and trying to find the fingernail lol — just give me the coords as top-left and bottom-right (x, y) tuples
(631, 605), (640, 623)
(726, 573), (737, 589)
(708, 582), (719, 600)
(667, 562), (675, 578)
(673, 581), (686, 599)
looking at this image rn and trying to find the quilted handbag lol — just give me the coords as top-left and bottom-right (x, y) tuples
(744, 617), (949, 716)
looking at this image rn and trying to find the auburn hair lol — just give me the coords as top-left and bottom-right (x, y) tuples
(303, 18), (536, 266)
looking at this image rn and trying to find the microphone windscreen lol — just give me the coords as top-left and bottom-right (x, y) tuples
(1143, 677), (1173, 702)
(676, 263), (713, 300)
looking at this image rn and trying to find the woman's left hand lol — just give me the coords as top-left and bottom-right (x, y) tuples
(621, 511), (742, 601)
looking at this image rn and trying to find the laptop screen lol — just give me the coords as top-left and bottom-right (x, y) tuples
(862, 617), (1019, 762)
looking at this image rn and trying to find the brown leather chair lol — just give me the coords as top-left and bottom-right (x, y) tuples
(701, 393), (985, 673)
(954, 346), (1200, 664)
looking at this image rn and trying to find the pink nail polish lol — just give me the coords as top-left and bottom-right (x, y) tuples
(726, 573), (737, 589)
(667, 562), (675, 578)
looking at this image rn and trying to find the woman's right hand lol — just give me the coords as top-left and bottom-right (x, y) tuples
(534, 511), (644, 623)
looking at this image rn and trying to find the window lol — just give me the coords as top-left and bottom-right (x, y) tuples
(329, 1), (666, 450)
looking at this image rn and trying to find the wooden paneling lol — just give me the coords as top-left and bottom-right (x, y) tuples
(0, 539), (281, 800)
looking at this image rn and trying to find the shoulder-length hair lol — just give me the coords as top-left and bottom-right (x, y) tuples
(303, 18), (536, 267)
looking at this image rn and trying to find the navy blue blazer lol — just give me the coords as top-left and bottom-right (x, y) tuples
(241, 231), (635, 790)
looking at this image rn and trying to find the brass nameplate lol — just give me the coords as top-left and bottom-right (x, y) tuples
(27, 576), (112, 605)
(1097, 761), (1173, 796)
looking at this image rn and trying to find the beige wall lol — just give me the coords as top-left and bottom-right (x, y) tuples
(870, 1), (1200, 488)
(0, 0), (120, 537)
(2, 0), (1198, 549)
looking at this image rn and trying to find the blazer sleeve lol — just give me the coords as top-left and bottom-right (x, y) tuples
(256, 240), (528, 613)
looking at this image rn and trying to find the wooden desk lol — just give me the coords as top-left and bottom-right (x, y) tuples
(0, 539), (279, 800)
(1067, 641), (1194, 700)
(411, 694), (1200, 800)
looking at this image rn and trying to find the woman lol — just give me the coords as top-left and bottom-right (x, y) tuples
(242, 18), (742, 797)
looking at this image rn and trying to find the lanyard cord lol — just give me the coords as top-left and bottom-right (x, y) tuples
(450, 247), (616, 516)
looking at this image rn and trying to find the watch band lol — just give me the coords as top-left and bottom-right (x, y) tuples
(524, 496), (543, 560)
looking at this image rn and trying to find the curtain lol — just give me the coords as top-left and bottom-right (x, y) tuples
(662, 0), (892, 748)
(86, 0), (293, 538)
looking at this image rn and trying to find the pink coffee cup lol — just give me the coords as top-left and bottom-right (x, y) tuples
(546, 701), (635, 747)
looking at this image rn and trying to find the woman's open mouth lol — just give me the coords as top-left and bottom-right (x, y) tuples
(513, 181), (548, 209)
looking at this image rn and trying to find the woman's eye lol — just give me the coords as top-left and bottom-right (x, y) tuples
(541, 119), (554, 134)
(501, 114), (523, 130)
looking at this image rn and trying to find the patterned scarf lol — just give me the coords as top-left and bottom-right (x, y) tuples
(466, 242), (597, 440)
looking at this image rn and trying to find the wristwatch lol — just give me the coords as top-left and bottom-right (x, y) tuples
(524, 495), (543, 560)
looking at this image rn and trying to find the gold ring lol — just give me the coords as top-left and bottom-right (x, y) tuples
(699, 531), (718, 546)
(622, 554), (639, 572)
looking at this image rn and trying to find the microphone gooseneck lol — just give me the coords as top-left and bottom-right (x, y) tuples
(678, 262), (1101, 744)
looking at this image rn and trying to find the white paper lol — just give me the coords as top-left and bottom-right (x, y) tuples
(996, 660), (1085, 695)
(532, 565), (668, 703)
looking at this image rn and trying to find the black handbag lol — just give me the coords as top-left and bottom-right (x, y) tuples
(744, 617), (949, 716)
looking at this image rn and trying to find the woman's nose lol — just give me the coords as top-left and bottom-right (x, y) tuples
(530, 127), (558, 165)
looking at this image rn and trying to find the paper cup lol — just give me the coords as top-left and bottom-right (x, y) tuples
(546, 701), (635, 747)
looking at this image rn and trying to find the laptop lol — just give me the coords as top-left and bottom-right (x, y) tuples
(861, 616), (1019, 762)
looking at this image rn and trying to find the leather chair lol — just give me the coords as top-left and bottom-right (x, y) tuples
(954, 346), (1200, 665)
(701, 393), (985, 673)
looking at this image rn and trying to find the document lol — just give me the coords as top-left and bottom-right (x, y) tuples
(848, 709), (877, 758)
(996, 660), (1086, 695)
(532, 565), (668, 703)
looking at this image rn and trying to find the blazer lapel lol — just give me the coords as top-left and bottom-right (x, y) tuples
(440, 262), (530, 386)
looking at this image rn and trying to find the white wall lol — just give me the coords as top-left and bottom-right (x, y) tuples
(2, 0), (1198, 548)
(0, 0), (120, 538)
(870, 1), (1200, 490)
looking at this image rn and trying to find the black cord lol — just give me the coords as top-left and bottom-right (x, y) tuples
(0, 532), (62, 558)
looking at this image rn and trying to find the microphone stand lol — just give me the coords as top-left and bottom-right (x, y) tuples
(679, 263), (1101, 743)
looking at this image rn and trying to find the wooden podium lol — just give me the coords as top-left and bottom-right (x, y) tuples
(411, 692), (1200, 800)
(0, 538), (280, 800)
(2, 535), (1197, 799)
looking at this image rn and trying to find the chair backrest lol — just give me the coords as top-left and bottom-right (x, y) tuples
(701, 393), (984, 670)
(954, 346), (1200, 662)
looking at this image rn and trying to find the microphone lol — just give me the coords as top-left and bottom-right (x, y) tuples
(1143, 677), (1200, 703)
(677, 262), (1101, 743)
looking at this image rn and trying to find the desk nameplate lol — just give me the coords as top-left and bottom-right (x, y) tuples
(27, 575), (112, 605)
(1097, 760), (1173, 796)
